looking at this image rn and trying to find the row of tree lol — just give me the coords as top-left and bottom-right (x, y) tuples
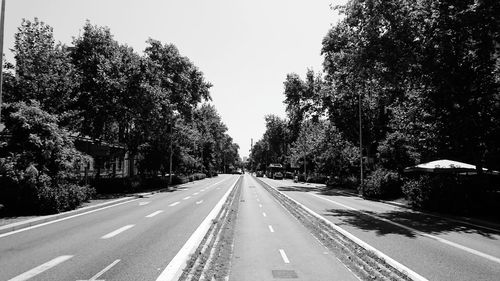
(250, 0), (499, 211)
(0, 18), (240, 214)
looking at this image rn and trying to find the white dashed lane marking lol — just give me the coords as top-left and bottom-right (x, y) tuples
(139, 201), (150, 206)
(279, 249), (290, 264)
(262, 212), (267, 217)
(196, 200), (203, 205)
(183, 196), (191, 200)
(7, 255), (73, 281)
(101, 225), (135, 239)
(146, 210), (164, 218)
(169, 202), (180, 207)
(268, 225), (275, 233)
(76, 259), (120, 281)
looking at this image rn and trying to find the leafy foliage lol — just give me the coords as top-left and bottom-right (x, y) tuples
(1, 18), (240, 214)
(0, 102), (93, 214)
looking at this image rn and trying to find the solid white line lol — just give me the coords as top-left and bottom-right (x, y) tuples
(101, 225), (135, 239)
(156, 178), (239, 281)
(8, 255), (73, 281)
(279, 249), (290, 263)
(146, 210), (164, 218)
(262, 212), (267, 217)
(183, 196), (191, 200)
(268, 225), (275, 233)
(88, 259), (120, 281)
(139, 201), (150, 206)
(0, 198), (140, 239)
(196, 200), (203, 205)
(169, 202), (180, 207)
(311, 194), (500, 265)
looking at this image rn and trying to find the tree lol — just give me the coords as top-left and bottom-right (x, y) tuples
(7, 18), (79, 116)
(71, 21), (125, 142)
(0, 102), (93, 214)
(290, 120), (324, 177)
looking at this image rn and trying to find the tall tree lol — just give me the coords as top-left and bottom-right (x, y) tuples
(8, 18), (78, 115)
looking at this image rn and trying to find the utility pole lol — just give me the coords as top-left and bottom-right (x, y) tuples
(0, 0), (6, 131)
(359, 91), (364, 196)
(250, 138), (253, 172)
(169, 115), (174, 186)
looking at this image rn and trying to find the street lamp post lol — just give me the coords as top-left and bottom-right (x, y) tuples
(0, 0), (6, 131)
(359, 90), (364, 196)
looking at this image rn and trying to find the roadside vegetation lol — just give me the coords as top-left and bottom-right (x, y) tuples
(0, 19), (240, 215)
(249, 0), (500, 216)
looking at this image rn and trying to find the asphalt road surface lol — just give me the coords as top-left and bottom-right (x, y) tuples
(0, 175), (239, 281)
(259, 177), (500, 281)
(229, 174), (358, 281)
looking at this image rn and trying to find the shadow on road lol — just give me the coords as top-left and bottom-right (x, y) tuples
(324, 208), (499, 239)
(276, 185), (322, 192)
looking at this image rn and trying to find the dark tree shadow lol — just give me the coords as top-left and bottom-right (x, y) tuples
(276, 185), (322, 192)
(323, 208), (499, 239)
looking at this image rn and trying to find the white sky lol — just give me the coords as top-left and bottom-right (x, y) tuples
(3, 0), (346, 158)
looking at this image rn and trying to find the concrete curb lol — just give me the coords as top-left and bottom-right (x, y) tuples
(0, 196), (138, 235)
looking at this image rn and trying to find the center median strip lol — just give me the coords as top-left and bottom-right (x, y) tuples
(155, 176), (241, 281)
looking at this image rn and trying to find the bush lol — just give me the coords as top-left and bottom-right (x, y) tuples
(0, 102), (93, 215)
(172, 175), (189, 185)
(306, 174), (328, 184)
(0, 175), (95, 215)
(192, 173), (206, 180)
(402, 174), (473, 214)
(326, 175), (359, 190)
(35, 183), (95, 214)
(363, 168), (402, 199)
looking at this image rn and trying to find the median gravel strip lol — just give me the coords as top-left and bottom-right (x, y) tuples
(178, 176), (242, 281)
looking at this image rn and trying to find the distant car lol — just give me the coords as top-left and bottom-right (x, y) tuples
(256, 171), (264, 177)
(273, 172), (283, 180)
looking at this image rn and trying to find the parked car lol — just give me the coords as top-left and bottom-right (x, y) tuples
(256, 170), (264, 177)
(273, 172), (283, 180)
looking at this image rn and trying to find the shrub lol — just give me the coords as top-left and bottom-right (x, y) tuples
(363, 168), (402, 199)
(172, 175), (189, 185)
(0, 102), (92, 215)
(402, 174), (471, 214)
(306, 174), (328, 184)
(35, 183), (95, 214)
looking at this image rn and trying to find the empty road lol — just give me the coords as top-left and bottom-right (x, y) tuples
(0, 175), (240, 281)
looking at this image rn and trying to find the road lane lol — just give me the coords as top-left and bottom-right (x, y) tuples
(229, 175), (358, 281)
(259, 177), (500, 281)
(0, 175), (239, 281)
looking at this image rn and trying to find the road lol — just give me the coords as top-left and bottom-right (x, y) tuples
(0, 175), (240, 281)
(229, 174), (358, 281)
(258, 177), (500, 281)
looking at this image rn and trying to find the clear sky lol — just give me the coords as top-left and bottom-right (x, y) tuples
(3, 0), (345, 158)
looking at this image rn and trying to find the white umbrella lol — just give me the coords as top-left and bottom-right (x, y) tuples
(404, 159), (498, 175)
